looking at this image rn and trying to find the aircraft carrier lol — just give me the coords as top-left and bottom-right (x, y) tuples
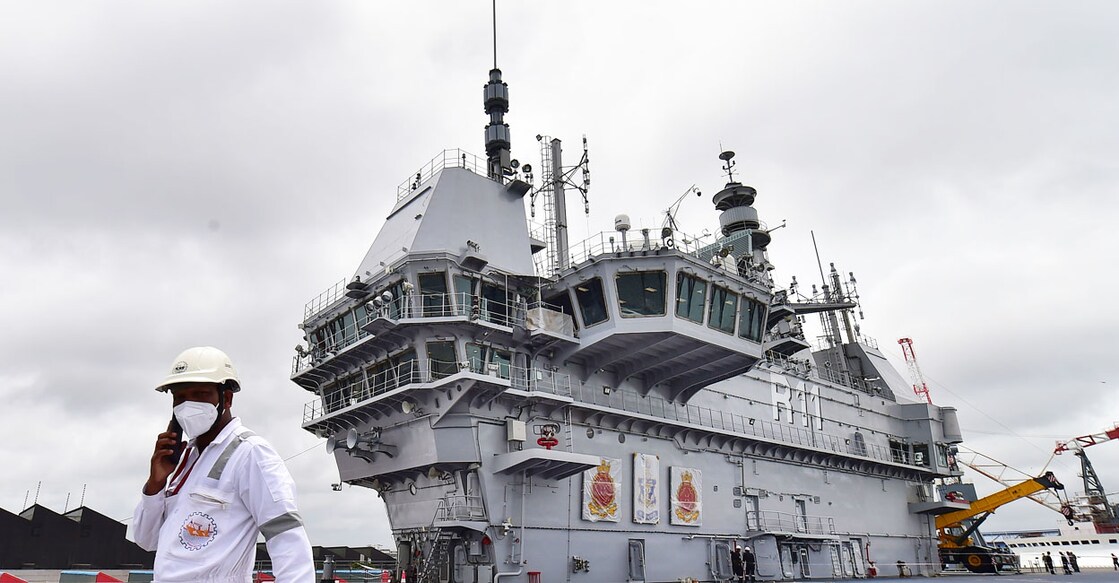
(289, 56), (967, 583)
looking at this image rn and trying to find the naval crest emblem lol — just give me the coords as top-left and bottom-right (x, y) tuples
(582, 457), (620, 522)
(671, 466), (702, 525)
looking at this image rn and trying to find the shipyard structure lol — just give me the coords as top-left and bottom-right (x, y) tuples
(290, 65), (966, 583)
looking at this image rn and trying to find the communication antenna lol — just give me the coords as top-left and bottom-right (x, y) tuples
(661, 184), (702, 246)
(810, 231), (826, 287)
(80, 484), (87, 508)
(720, 150), (737, 182)
(529, 135), (591, 274)
(482, 0), (512, 181)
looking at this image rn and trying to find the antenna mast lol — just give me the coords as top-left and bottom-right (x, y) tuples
(483, 0), (511, 181)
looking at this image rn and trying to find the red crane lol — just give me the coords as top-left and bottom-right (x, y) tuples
(1053, 424), (1119, 454)
(898, 337), (932, 404)
(1054, 424), (1119, 533)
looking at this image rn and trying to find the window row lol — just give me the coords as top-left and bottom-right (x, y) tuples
(323, 340), (515, 410)
(552, 270), (769, 341)
(309, 272), (523, 355)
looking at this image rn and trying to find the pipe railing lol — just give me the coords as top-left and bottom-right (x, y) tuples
(747, 510), (836, 535)
(396, 149), (488, 200)
(567, 383), (898, 465)
(303, 359), (572, 423)
(293, 292), (533, 375)
(434, 494), (487, 522)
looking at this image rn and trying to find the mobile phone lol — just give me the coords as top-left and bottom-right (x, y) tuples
(166, 416), (185, 464)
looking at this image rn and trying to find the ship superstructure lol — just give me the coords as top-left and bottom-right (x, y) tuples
(290, 60), (968, 583)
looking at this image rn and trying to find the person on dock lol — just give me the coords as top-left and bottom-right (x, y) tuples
(731, 543), (744, 582)
(1059, 551), (1071, 575)
(133, 346), (315, 582)
(742, 545), (756, 583)
(1042, 551), (1055, 574)
(1067, 550), (1079, 573)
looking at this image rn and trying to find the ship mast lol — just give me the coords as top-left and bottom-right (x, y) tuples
(483, 1), (511, 182)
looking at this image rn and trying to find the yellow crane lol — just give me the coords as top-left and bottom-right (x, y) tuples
(935, 471), (1065, 573)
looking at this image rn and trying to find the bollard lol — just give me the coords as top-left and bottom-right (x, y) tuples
(321, 555), (335, 583)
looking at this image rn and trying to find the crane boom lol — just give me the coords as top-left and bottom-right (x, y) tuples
(1054, 424), (1119, 454)
(953, 445), (1071, 517)
(935, 472), (1065, 574)
(898, 337), (932, 404)
(936, 472), (1064, 531)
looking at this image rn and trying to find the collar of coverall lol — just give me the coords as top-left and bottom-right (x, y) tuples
(186, 416), (244, 449)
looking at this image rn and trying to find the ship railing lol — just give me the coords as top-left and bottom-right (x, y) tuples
(397, 149), (488, 201)
(763, 351), (878, 396)
(461, 356), (572, 397)
(303, 358), (570, 422)
(763, 352), (814, 376)
(303, 359), (426, 422)
(303, 278), (347, 320)
(366, 291), (526, 328)
(293, 292), (529, 375)
(748, 510), (836, 535)
(433, 494), (487, 522)
(527, 222), (549, 244)
(544, 228), (773, 282)
(567, 384), (896, 464)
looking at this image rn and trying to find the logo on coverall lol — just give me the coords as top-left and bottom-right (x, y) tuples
(179, 512), (218, 551)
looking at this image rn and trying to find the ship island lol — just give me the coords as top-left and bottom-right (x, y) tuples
(287, 54), (971, 583)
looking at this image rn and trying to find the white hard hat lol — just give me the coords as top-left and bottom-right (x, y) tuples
(156, 346), (241, 392)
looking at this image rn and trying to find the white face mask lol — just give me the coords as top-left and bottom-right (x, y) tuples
(173, 401), (219, 439)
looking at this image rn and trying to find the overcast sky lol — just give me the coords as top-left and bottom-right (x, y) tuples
(2, 2), (1117, 548)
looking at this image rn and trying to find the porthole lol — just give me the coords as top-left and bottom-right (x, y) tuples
(586, 428), (595, 439)
(618, 433), (626, 443)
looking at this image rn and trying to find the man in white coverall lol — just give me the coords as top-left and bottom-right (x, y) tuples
(133, 346), (315, 582)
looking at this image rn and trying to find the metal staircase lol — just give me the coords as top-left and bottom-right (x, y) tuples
(418, 533), (452, 583)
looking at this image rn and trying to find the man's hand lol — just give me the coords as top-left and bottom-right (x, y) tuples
(143, 430), (183, 496)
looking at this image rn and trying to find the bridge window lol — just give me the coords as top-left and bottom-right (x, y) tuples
(889, 439), (910, 464)
(707, 285), (738, 334)
(419, 272), (450, 316)
(481, 282), (512, 326)
(850, 432), (868, 456)
(675, 272), (707, 323)
(575, 277), (609, 326)
(544, 291), (578, 331)
(466, 342), (512, 378)
(426, 340), (458, 379)
(912, 442), (929, 466)
(738, 298), (768, 342)
(453, 274), (475, 313)
(363, 348), (418, 395)
(616, 271), (667, 316)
